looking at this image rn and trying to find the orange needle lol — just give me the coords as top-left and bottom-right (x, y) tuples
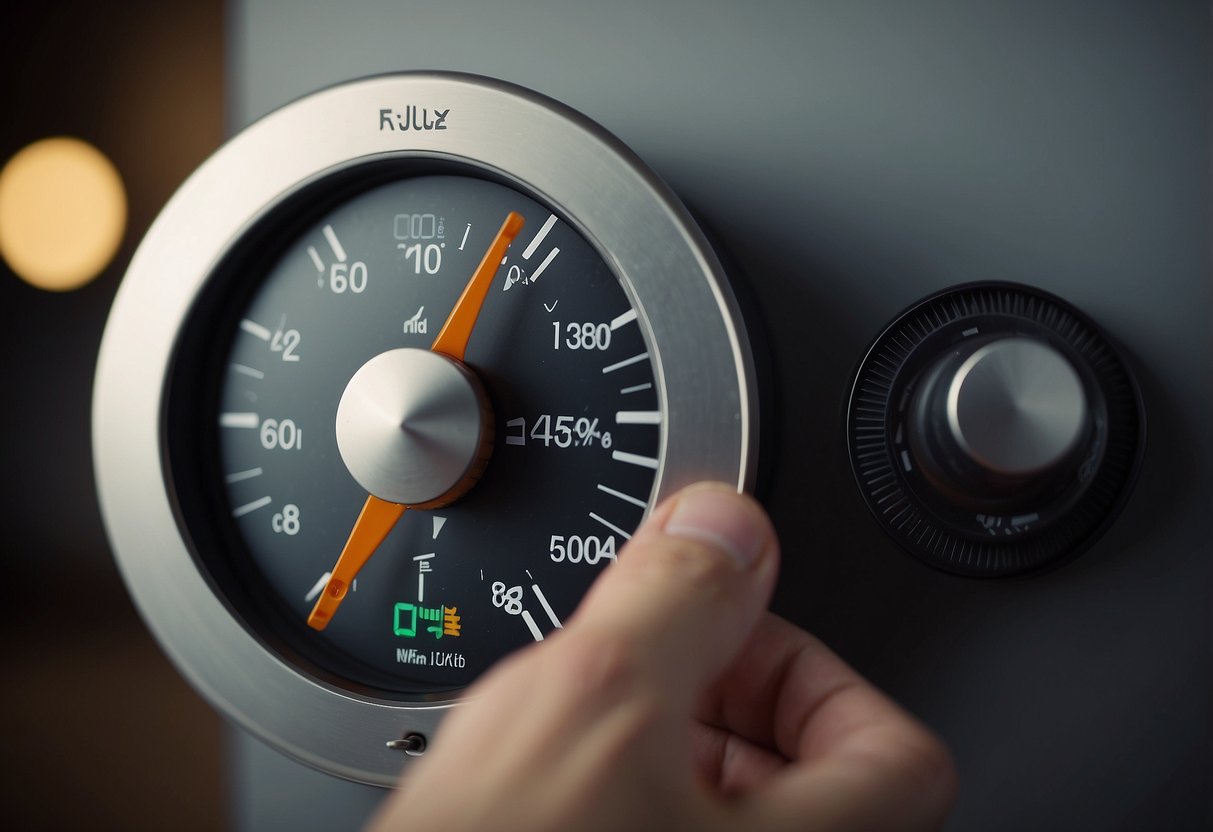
(307, 495), (407, 630)
(308, 213), (523, 631)
(431, 211), (525, 360)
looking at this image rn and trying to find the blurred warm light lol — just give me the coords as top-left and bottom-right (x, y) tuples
(0, 137), (127, 291)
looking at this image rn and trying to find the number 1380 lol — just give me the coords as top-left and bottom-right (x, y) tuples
(552, 321), (611, 351)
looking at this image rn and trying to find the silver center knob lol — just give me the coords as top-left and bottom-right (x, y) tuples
(946, 337), (1088, 477)
(335, 348), (492, 506)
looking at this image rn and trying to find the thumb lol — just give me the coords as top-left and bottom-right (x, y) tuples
(566, 482), (779, 709)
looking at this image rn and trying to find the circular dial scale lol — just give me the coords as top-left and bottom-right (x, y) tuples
(94, 73), (757, 785)
(216, 175), (660, 691)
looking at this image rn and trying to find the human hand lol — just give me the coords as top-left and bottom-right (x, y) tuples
(370, 482), (956, 832)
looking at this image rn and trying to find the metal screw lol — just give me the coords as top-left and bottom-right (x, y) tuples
(386, 732), (427, 756)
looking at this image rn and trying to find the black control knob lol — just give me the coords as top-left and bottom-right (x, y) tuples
(847, 282), (1144, 576)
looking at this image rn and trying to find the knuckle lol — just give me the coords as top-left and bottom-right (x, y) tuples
(862, 725), (959, 816)
(900, 731), (957, 801)
(923, 736), (960, 810)
(627, 534), (735, 601)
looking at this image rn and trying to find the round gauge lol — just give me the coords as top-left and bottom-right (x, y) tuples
(93, 73), (758, 785)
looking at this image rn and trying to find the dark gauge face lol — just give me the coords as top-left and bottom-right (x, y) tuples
(210, 173), (660, 694)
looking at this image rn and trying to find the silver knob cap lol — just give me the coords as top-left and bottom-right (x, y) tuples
(946, 337), (1087, 477)
(336, 348), (492, 506)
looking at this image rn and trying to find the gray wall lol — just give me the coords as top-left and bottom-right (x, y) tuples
(230, 2), (1211, 829)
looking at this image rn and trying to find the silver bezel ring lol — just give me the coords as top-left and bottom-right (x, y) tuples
(93, 72), (756, 786)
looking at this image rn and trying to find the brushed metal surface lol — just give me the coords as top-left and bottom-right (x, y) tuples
(94, 73), (758, 786)
(946, 337), (1087, 477)
(336, 349), (488, 506)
